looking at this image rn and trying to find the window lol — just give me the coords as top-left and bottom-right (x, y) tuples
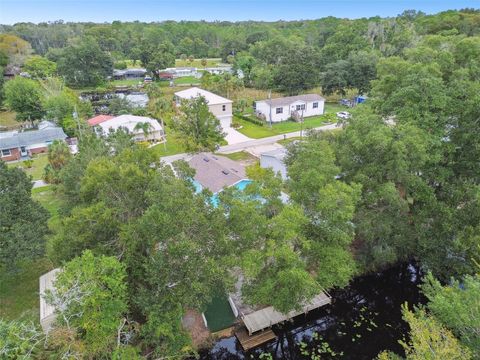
(276, 107), (283, 114)
(222, 105), (226, 111)
(296, 104), (306, 111)
(1, 149), (11, 157)
(313, 102), (318, 109)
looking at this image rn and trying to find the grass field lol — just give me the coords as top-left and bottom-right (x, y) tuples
(0, 258), (54, 322)
(174, 76), (201, 85)
(110, 78), (144, 87)
(8, 154), (49, 181)
(175, 58), (222, 68)
(217, 151), (257, 162)
(149, 132), (187, 157)
(32, 186), (63, 219)
(0, 111), (19, 129)
(0, 186), (64, 322)
(233, 103), (342, 139)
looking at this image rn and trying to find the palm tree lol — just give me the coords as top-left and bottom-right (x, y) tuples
(134, 122), (153, 140)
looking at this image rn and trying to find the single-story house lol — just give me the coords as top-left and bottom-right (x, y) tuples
(174, 87), (233, 129)
(254, 94), (325, 123)
(113, 68), (147, 80)
(188, 153), (246, 193)
(260, 148), (288, 180)
(203, 66), (233, 75)
(163, 67), (198, 78)
(39, 268), (61, 333)
(94, 114), (165, 143)
(158, 71), (174, 80)
(0, 121), (67, 161)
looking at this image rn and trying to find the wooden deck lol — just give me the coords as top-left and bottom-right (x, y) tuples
(242, 292), (331, 335)
(235, 327), (277, 351)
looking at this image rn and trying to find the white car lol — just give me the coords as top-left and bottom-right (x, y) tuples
(336, 111), (351, 119)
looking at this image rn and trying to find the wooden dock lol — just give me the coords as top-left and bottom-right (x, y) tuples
(235, 327), (277, 351)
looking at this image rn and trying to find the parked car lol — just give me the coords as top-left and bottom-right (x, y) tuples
(336, 111), (351, 119)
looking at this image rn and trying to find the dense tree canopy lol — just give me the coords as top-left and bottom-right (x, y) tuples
(0, 162), (49, 270)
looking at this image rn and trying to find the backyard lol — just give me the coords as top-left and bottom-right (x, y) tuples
(7, 154), (49, 181)
(0, 186), (62, 322)
(0, 110), (19, 129)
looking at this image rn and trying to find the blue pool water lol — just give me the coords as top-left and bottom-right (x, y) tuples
(210, 179), (253, 207)
(192, 179), (253, 207)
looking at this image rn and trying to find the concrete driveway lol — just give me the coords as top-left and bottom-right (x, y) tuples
(224, 127), (252, 145)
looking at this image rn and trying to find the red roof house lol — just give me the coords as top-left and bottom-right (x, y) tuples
(87, 115), (115, 126)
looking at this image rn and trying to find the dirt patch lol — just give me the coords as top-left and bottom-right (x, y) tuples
(182, 309), (211, 349)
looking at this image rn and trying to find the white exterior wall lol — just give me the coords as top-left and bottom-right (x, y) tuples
(260, 154), (287, 180)
(255, 99), (325, 123)
(208, 102), (233, 128)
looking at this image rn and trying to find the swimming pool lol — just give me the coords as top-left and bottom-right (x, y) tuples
(210, 179), (253, 207)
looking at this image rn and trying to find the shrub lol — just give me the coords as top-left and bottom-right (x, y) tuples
(114, 61), (127, 70)
(234, 112), (265, 126)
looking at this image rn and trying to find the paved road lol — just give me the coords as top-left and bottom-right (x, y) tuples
(161, 123), (337, 163)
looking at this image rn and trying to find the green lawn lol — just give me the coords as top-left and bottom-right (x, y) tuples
(32, 186), (63, 219)
(7, 154), (49, 181)
(0, 186), (64, 321)
(0, 258), (54, 322)
(217, 151), (257, 162)
(149, 133), (187, 157)
(174, 76), (201, 85)
(234, 115), (329, 139)
(277, 136), (302, 146)
(234, 103), (341, 139)
(109, 78), (144, 87)
(175, 58), (222, 68)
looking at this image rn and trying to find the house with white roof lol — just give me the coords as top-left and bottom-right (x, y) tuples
(174, 87), (233, 129)
(163, 67), (198, 78)
(254, 94), (325, 123)
(95, 115), (165, 143)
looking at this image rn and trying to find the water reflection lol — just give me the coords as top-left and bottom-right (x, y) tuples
(198, 263), (425, 360)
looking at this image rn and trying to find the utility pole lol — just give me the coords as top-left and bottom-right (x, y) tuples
(268, 90), (272, 128)
(300, 109), (304, 139)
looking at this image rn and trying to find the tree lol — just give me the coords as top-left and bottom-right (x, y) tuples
(285, 134), (361, 288)
(23, 55), (57, 79)
(200, 58), (207, 68)
(272, 46), (321, 95)
(43, 140), (72, 184)
(56, 37), (113, 87)
(133, 121), (154, 139)
(0, 162), (49, 270)
(0, 34), (32, 66)
(398, 304), (471, 360)
(421, 273), (480, 355)
(174, 96), (224, 152)
(0, 319), (44, 359)
(4, 77), (45, 123)
(45, 250), (128, 358)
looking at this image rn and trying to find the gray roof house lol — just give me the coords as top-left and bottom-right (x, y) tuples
(0, 121), (67, 161)
(188, 153), (246, 193)
(260, 148), (288, 180)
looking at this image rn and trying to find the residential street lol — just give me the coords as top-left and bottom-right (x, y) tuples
(160, 123), (338, 163)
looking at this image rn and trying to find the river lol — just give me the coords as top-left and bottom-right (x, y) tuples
(198, 263), (425, 360)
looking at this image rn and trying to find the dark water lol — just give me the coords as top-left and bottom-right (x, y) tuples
(79, 90), (148, 113)
(199, 263), (425, 360)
